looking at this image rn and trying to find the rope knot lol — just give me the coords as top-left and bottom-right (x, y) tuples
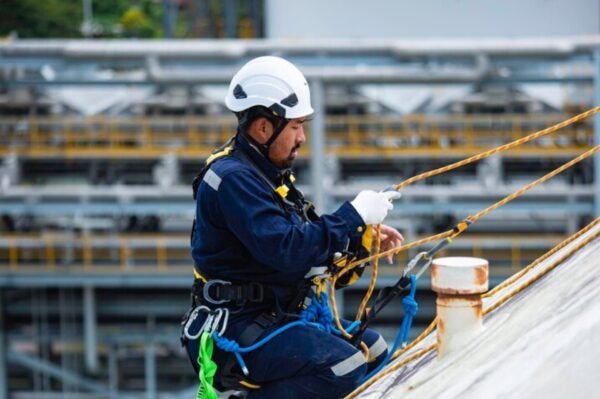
(402, 295), (418, 317)
(212, 334), (240, 353)
(300, 293), (334, 333)
(300, 303), (319, 323)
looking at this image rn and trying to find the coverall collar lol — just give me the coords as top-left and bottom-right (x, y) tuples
(235, 133), (291, 184)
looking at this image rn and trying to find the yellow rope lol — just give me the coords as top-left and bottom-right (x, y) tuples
(342, 145), (599, 272)
(343, 231), (452, 272)
(329, 279), (351, 337)
(328, 280), (371, 356)
(345, 343), (438, 399)
(340, 106), (600, 276)
(469, 147), (599, 223)
(394, 106), (600, 191)
(483, 216), (600, 298)
(483, 228), (600, 316)
(356, 225), (381, 321)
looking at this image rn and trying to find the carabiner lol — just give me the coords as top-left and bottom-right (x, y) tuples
(183, 305), (211, 340)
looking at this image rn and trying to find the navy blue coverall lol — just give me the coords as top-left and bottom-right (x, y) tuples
(185, 134), (387, 398)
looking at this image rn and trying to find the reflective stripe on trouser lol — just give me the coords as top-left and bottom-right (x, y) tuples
(245, 319), (387, 399)
(368, 335), (387, 362)
(244, 322), (366, 399)
(339, 319), (388, 373)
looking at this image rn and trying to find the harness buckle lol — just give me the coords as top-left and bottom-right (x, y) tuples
(203, 279), (232, 305)
(246, 282), (264, 303)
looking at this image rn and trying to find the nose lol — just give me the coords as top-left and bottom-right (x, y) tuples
(297, 125), (306, 145)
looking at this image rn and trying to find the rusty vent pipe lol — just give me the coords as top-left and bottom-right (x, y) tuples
(431, 257), (489, 358)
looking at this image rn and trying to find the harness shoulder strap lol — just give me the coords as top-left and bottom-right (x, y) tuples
(192, 136), (236, 200)
(230, 149), (297, 212)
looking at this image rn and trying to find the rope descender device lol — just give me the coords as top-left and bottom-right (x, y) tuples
(402, 218), (474, 280)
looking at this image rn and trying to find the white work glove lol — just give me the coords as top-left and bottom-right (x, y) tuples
(350, 190), (401, 225)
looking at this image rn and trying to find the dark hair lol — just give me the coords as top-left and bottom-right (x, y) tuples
(235, 106), (284, 133)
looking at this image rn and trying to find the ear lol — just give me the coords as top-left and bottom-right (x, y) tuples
(248, 117), (274, 144)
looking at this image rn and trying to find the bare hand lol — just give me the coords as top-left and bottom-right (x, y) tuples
(377, 224), (404, 264)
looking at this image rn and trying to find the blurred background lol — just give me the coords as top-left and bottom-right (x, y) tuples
(0, 0), (598, 398)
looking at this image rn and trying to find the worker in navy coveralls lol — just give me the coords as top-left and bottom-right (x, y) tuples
(182, 56), (404, 399)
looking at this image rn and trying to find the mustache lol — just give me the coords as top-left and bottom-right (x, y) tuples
(291, 143), (301, 152)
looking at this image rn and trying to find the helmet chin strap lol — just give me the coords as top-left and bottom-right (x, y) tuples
(237, 108), (289, 164)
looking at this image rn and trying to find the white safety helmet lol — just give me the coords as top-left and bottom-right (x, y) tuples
(225, 56), (314, 120)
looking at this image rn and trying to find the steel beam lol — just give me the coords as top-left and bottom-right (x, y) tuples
(0, 199), (592, 216)
(2, 37), (599, 58)
(0, 293), (6, 399)
(145, 317), (157, 399)
(83, 286), (98, 373)
(7, 351), (109, 395)
(162, 0), (177, 39)
(108, 344), (119, 399)
(223, 0), (238, 38)
(309, 79), (327, 212)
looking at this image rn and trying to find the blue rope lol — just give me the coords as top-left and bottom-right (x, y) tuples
(305, 292), (361, 335)
(212, 292), (341, 376)
(300, 293), (334, 333)
(360, 274), (418, 384)
(213, 320), (317, 375)
(333, 320), (361, 336)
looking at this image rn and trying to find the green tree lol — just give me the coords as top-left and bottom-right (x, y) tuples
(120, 6), (157, 38)
(0, 0), (83, 38)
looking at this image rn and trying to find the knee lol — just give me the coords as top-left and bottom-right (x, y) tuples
(366, 334), (389, 371)
(326, 351), (368, 397)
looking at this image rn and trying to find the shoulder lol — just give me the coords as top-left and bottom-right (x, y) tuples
(210, 155), (261, 181)
(204, 156), (265, 193)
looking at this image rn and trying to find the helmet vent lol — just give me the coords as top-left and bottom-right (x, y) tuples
(233, 84), (248, 99)
(280, 93), (298, 108)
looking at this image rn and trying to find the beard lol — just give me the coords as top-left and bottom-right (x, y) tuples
(286, 143), (301, 167)
(273, 143), (301, 169)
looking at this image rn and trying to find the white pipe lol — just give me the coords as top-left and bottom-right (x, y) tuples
(431, 257), (489, 358)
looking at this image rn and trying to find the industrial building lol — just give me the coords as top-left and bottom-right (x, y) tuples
(0, 1), (598, 398)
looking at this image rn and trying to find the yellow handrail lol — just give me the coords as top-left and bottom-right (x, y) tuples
(0, 232), (559, 273)
(0, 113), (591, 158)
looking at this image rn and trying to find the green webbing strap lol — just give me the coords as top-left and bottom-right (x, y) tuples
(196, 331), (218, 399)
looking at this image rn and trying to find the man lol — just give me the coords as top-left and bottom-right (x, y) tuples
(182, 56), (404, 399)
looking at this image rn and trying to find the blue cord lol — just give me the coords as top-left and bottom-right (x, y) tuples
(333, 319), (361, 336)
(360, 274), (418, 383)
(213, 320), (318, 375)
(213, 292), (344, 376)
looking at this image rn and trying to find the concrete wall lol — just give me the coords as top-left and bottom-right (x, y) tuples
(265, 0), (598, 39)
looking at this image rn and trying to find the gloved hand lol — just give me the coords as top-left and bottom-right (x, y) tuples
(350, 190), (401, 225)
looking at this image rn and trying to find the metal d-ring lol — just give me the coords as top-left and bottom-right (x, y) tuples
(202, 279), (232, 305)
